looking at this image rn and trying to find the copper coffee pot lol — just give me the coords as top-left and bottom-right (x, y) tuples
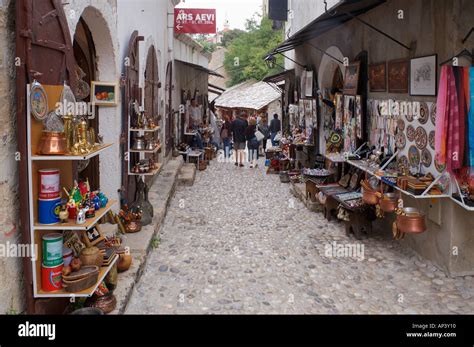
(37, 131), (67, 155)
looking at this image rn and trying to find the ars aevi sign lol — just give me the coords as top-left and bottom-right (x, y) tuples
(174, 8), (216, 34)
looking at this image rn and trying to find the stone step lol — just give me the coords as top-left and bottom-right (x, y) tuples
(178, 163), (196, 186)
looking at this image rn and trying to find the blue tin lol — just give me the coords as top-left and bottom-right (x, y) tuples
(38, 197), (62, 225)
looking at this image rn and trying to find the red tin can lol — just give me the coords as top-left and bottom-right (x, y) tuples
(38, 169), (60, 199)
(41, 263), (63, 292)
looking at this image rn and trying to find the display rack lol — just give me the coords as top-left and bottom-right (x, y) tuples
(27, 84), (116, 298)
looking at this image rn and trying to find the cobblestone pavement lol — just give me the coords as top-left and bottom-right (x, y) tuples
(126, 155), (474, 314)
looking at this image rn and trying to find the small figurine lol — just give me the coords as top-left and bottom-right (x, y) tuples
(98, 191), (108, 208)
(77, 206), (88, 224)
(66, 198), (77, 220)
(91, 192), (101, 210)
(59, 205), (69, 224)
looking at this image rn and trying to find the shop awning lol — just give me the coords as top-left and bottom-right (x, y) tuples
(175, 59), (224, 78)
(267, 0), (386, 55)
(214, 80), (281, 110)
(262, 69), (295, 83)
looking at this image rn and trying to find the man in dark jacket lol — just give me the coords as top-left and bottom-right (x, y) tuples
(269, 114), (281, 146)
(232, 113), (248, 167)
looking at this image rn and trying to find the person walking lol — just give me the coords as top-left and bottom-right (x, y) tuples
(269, 113), (281, 146)
(245, 117), (259, 168)
(258, 114), (270, 155)
(220, 115), (233, 159)
(232, 113), (248, 167)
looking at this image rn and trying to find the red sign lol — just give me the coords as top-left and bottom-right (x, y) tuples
(174, 8), (216, 34)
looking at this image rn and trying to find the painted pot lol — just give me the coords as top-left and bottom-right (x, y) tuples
(41, 263), (63, 292)
(38, 197), (62, 225)
(38, 169), (60, 199)
(42, 233), (64, 267)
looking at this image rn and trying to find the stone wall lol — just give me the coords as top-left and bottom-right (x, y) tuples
(0, 0), (24, 314)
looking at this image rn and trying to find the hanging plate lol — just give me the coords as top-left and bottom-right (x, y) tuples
(421, 149), (432, 167)
(415, 126), (427, 150)
(397, 155), (409, 172)
(397, 118), (405, 132)
(429, 130), (435, 150)
(44, 111), (64, 132)
(408, 145), (420, 167)
(434, 157), (446, 173)
(418, 102), (429, 124)
(430, 103), (436, 126)
(406, 125), (416, 142)
(395, 132), (406, 150)
(30, 81), (49, 121)
(329, 132), (342, 145)
(75, 80), (91, 100)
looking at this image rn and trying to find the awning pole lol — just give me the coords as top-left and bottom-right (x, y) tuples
(303, 42), (344, 65)
(344, 12), (411, 51)
(278, 52), (306, 68)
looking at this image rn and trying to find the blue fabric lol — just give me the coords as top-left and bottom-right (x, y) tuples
(469, 67), (474, 171)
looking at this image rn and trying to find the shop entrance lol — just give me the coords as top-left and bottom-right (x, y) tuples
(73, 17), (100, 191)
(165, 61), (173, 156)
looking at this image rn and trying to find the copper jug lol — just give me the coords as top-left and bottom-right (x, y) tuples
(37, 131), (67, 155)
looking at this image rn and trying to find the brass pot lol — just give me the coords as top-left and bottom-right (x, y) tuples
(117, 253), (132, 272)
(380, 192), (398, 212)
(396, 207), (426, 233)
(362, 187), (380, 205)
(37, 131), (67, 155)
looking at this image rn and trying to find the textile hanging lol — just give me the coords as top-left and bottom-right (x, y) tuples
(469, 67), (474, 172)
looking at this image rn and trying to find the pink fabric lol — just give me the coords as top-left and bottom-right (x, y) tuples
(446, 68), (461, 172)
(435, 66), (449, 163)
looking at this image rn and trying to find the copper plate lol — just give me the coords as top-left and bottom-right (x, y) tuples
(415, 126), (427, 150)
(429, 130), (435, 150)
(418, 102), (429, 124)
(395, 132), (406, 150)
(430, 103), (436, 126)
(421, 149), (432, 167)
(434, 157), (446, 173)
(408, 145), (420, 167)
(406, 125), (416, 142)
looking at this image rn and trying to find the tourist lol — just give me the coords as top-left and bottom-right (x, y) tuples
(232, 113), (248, 167)
(220, 115), (233, 159)
(269, 113), (281, 146)
(245, 117), (259, 169)
(257, 114), (269, 155)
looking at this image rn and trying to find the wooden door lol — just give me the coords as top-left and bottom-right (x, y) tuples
(165, 61), (173, 156)
(16, 0), (78, 313)
(121, 31), (143, 204)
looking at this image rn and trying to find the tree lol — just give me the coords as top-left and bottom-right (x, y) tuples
(224, 15), (284, 87)
(221, 29), (245, 47)
(192, 34), (217, 53)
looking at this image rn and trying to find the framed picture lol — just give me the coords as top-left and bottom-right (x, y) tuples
(82, 224), (105, 247)
(343, 61), (360, 95)
(388, 59), (409, 93)
(91, 81), (118, 106)
(304, 70), (314, 97)
(410, 54), (437, 96)
(368, 62), (386, 92)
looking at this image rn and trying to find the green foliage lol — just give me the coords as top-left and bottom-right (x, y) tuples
(151, 236), (160, 249)
(224, 15), (284, 87)
(221, 29), (245, 47)
(192, 34), (217, 53)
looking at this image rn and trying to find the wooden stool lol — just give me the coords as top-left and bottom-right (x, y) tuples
(204, 147), (213, 161)
(306, 180), (318, 202)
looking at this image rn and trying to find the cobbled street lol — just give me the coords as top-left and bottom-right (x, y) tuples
(126, 156), (474, 314)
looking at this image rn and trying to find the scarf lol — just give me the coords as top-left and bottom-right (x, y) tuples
(469, 67), (474, 172)
(435, 66), (449, 163)
(446, 67), (461, 172)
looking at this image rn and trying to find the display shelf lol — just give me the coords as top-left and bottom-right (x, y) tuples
(324, 153), (346, 163)
(130, 126), (160, 132)
(450, 196), (474, 211)
(31, 143), (113, 161)
(129, 144), (161, 153)
(346, 160), (450, 199)
(128, 164), (162, 176)
(34, 255), (118, 298)
(34, 200), (116, 231)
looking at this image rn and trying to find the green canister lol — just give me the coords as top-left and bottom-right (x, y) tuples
(42, 233), (63, 267)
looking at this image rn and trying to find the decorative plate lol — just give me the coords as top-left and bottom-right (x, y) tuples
(408, 145), (420, 167)
(75, 80), (91, 100)
(421, 149), (432, 167)
(44, 111), (64, 132)
(397, 118), (405, 132)
(349, 172), (360, 190)
(30, 81), (48, 121)
(418, 102), (429, 124)
(397, 155), (409, 172)
(406, 125), (416, 142)
(434, 157), (446, 173)
(430, 103), (436, 126)
(329, 132), (342, 145)
(395, 132), (406, 150)
(429, 130), (435, 150)
(415, 126), (427, 150)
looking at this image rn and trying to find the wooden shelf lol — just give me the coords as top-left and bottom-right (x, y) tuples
(130, 126), (160, 132)
(34, 200), (116, 231)
(128, 164), (162, 176)
(35, 255), (118, 298)
(129, 144), (161, 153)
(32, 143), (113, 161)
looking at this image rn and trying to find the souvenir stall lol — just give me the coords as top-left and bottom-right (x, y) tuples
(26, 82), (133, 313)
